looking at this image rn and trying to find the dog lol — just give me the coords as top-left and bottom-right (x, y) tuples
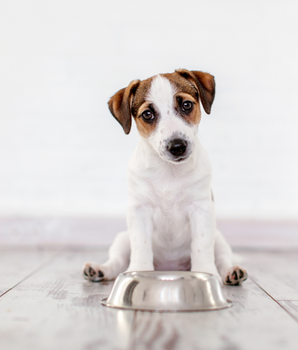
(83, 69), (247, 286)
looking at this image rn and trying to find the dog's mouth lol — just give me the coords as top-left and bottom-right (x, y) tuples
(174, 155), (189, 163)
(159, 152), (190, 164)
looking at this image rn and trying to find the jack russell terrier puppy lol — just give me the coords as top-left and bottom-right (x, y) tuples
(83, 69), (247, 286)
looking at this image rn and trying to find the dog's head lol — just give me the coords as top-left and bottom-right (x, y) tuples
(108, 69), (215, 164)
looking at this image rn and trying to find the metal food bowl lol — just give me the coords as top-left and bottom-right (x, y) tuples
(101, 271), (232, 312)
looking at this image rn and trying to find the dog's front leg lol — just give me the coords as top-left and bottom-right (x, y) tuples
(189, 200), (221, 282)
(126, 207), (154, 272)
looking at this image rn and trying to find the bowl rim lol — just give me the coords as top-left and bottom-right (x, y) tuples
(120, 270), (215, 279)
(100, 297), (233, 312)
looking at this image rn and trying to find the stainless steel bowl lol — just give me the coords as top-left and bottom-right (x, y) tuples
(101, 271), (232, 312)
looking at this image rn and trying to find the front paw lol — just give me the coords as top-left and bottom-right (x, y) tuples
(83, 262), (105, 282)
(223, 265), (248, 286)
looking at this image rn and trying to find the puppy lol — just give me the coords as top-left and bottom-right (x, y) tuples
(83, 69), (247, 286)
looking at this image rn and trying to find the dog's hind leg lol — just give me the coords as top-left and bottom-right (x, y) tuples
(214, 230), (248, 285)
(83, 230), (130, 282)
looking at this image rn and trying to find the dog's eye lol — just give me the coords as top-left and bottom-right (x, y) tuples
(182, 101), (193, 111)
(141, 110), (154, 122)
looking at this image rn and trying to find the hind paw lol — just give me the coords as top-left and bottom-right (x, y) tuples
(224, 266), (248, 285)
(83, 262), (105, 282)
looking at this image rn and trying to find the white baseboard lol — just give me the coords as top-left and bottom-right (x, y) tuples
(217, 220), (298, 249)
(0, 217), (298, 250)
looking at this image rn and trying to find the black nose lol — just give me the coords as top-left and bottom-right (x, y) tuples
(167, 139), (187, 156)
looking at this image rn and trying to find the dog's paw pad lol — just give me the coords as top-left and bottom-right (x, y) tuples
(224, 266), (248, 286)
(83, 263), (104, 282)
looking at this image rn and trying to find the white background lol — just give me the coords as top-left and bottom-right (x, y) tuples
(0, 0), (298, 221)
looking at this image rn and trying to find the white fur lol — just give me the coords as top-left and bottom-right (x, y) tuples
(147, 76), (197, 163)
(83, 75), (247, 285)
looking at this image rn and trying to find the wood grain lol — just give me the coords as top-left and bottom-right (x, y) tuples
(1, 250), (298, 350)
(244, 250), (298, 324)
(279, 301), (298, 322)
(0, 251), (134, 350)
(244, 251), (298, 300)
(0, 250), (55, 296)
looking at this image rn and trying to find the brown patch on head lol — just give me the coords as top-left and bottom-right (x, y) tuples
(162, 72), (199, 101)
(174, 91), (201, 125)
(133, 100), (157, 137)
(134, 114), (157, 138)
(131, 77), (154, 116)
(174, 69), (215, 114)
(108, 76), (158, 137)
(160, 72), (203, 125)
(130, 76), (159, 138)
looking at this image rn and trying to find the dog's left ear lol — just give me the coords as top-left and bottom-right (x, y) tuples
(108, 79), (140, 134)
(175, 69), (215, 114)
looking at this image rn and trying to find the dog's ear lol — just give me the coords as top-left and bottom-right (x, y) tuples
(108, 79), (140, 134)
(175, 69), (215, 114)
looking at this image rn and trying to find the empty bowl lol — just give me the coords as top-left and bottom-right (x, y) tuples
(101, 271), (232, 312)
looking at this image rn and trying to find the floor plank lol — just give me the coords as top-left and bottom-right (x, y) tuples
(0, 250), (55, 295)
(242, 251), (298, 323)
(243, 251), (298, 300)
(0, 251), (135, 350)
(279, 301), (298, 322)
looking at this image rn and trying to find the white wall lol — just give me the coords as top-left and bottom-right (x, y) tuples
(0, 0), (298, 220)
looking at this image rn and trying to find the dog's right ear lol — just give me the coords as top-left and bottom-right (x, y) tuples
(108, 80), (140, 135)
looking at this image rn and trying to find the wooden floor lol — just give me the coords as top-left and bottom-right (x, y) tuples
(1, 249), (298, 350)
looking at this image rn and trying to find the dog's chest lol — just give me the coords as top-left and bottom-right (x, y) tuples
(152, 203), (191, 247)
(149, 173), (194, 262)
